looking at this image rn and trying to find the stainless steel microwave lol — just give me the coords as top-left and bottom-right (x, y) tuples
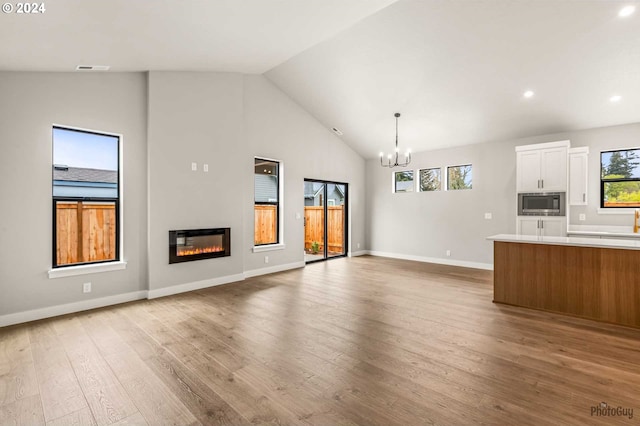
(518, 192), (566, 216)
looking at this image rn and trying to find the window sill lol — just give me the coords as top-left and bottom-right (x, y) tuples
(48, 261), (127, 279)
(252, 243), (286, 253)
(597, 208), (639, 215)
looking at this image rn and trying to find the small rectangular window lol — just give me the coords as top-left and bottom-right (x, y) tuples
(254, 158), (280, 245)
(447, 165), (472, 190)
(53, 127), (120, 268)
(601, 149), (640, 208)
(394, 170), (414, 193)
(419, 168), (442, 191)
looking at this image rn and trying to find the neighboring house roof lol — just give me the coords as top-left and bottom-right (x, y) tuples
(396, 181), (414, 192)
(53, 166), (117, 184)
(255, 174), (278, 203)
(304, 182), (345, 199)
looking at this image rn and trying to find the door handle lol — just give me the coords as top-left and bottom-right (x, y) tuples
(537, 179), (540, 189)
(583, 193), (586, 202)
(541, 220), (544, 229)
(541, 179), (544, 189)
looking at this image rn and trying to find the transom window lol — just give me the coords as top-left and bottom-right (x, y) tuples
(394, 170), (414, 193)
(419, 168), (442, 191)
(447, 165), (472, 190)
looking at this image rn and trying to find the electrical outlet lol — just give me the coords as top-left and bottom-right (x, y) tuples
(203, 164), (209, 172)
(264, 256), (269, 264)
(579, 213), (586, 221)
(357, 243), (361, 249)
(191, 162), (197, 171)
(83, 282), (91, 293)
(446, 250), (451, 257)
(484, 212), (492, 219)
(295, 212), (301, 219)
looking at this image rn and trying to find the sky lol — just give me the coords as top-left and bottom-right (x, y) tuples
(601, 150), (640, 178)
(53, 128), (118, 171)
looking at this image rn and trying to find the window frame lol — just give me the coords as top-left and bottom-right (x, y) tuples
(418, 167), (443, 192)
(51, 125), (123, 269)
(600, 148), (640, 209)
(446, 164), (473, 191)
(393, 170), (415, 193)
(253, 157), (284, 250)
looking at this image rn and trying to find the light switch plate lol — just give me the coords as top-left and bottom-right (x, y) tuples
(191, 162), (197, 171)
(203, 164), (209, 172)
(484, 213), (492, 219)
(579, 213), (586, 221)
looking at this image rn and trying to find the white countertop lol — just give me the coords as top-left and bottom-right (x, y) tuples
(487, 234), (640, 250)
(567, 224), (640, 238)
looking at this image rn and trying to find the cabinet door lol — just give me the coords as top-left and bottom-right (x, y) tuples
(517, 217), (540, 236)
(540, 218), (566, 237)
(569, 152), (588, 205)
(540, 147), (567, 191)
(517, 151), (542, 192)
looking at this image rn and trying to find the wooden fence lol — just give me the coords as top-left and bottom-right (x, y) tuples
(56, 202), (116, 265)
(254, 205), (277, 245)
(304, 206), (344, 254)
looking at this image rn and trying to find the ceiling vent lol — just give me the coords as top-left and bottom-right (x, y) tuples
(76, 65), (110, 71)
(331, 127), (344, 136)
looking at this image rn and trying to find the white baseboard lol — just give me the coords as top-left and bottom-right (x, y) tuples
(368, 250), (493, 270)
(243, 261), (305, 278)
(348, 250), (369, 257)
(147, 273), (245, 299)
(0, 290), (148, 328)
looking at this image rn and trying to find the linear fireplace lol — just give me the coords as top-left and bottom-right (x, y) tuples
(169, 228), (230, 264)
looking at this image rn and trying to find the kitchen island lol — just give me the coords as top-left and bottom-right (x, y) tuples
(488, 234), (640, 328)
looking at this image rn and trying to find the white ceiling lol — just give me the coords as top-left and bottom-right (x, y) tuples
(3, 0), (640, 159)
(0, 0), (395, 73)
(266, 0), (640, 158)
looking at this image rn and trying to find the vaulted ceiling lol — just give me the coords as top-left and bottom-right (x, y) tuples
(2, 0), (640, 158)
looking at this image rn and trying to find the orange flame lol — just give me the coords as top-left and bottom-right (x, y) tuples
(177, 246), (225, 256)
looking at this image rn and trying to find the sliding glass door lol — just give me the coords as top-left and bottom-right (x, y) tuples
(304, 179), (347, 263)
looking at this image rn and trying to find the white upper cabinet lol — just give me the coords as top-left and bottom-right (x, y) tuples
(568, 147), (589, 205)
(516, 141), (569, 193)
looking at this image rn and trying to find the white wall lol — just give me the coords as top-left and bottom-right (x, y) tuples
(147, 72), (245, 291)
(0, 72), (148, 316)
(243, 75), (366, 273)
(0, 71), (365, 321)
(366, 122), (640, 267)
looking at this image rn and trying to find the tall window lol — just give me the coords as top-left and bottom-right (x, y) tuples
(394, 170), (414, 193)
(601, 148), (640, 208)
(52, 127), (120, 267)
(419, 168), (442, 191)
(447, 165), (472, 190)
(254, 158), (280, 245)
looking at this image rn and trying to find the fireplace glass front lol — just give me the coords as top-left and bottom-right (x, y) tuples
(169, 228), (230, 264)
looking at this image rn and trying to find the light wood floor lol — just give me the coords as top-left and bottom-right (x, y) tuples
(2, 256), (640, 425)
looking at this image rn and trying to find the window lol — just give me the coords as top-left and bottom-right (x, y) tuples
(52, 127), (120, 268)
(601, 149), (640, 208)
(419, 168), (442, 191)
(447, 165), (472, 190)
(254, 158), (281, 245)
(394, 170), (414, 193)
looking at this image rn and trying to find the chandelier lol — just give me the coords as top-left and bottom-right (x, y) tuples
(379, 113), (411, 168)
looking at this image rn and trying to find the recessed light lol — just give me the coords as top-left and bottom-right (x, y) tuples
(619, 5), (636, 17)
(523, 90), (534, 98)
(610, 95), (622, 103)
